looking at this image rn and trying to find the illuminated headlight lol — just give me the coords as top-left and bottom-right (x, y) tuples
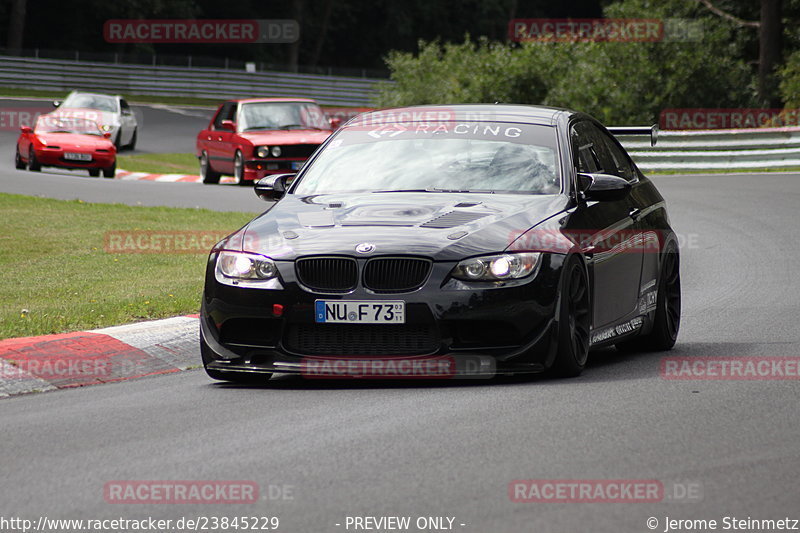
(101, 125), (113, 132)
(451, 253), (540, 281)
(217, 251), (278, 279)
(270, 146), (282, 157)
(255, 146), (270, 158)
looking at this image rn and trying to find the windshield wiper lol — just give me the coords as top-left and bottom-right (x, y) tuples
(371, 189), (439, 193)
(243, 126), (276, 132)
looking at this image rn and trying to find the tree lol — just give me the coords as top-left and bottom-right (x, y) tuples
(6, 0), (25, 54)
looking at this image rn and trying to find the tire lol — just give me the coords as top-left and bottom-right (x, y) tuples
(113, 132), (122, 150)
(28, 147), (41, 171)
(549, 256), (591, 377)
(127, 128), (137, 150)
(15, 147), (26, 169)
(233, 150), (247, 185)
(88, 168), (100, 177)
(103, 161), (116, 178)
(200, 151), (220, 184)
(616, 243), (681, 352)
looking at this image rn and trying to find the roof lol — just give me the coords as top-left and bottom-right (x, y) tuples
(352, 104), (573, 126)
(231, 98), (319, 104)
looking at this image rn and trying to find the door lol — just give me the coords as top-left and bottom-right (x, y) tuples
(206, 102), (237, 173)
(568, 120), (644, 330)
(119, 99), (136, 145)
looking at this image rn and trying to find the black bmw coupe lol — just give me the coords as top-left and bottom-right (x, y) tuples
(200, 104), (680, 381)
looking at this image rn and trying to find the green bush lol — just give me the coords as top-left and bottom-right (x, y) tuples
(376, 0), (756, 124)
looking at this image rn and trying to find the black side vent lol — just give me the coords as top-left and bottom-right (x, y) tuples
(420, 211), (489, 229)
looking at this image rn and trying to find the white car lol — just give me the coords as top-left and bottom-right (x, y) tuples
(51, 91), (138, 150)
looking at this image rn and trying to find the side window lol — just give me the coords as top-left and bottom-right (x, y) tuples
(595, 126), (637, 182)
(213, 102), (236, 130)
(570, 122), (600, 173)
(120, 99), (131, 115)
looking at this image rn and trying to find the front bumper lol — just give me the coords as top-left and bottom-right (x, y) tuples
(200, 253), (567, 377)
(34, 148), (114, 169)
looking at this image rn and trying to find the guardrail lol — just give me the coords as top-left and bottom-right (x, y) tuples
(0, 56), (384, 107)
(617, 127), (800, 171)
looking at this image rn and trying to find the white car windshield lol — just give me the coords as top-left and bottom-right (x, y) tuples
(61, 93), (118, 113)
(293, 122), (561, 195)
(35, 116), (103, 136)
(238, 102), (330, 132)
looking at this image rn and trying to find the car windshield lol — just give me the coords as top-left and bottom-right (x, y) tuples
(61, 93), (118, 113)
(293, 121), (561, 195)
(239, 102), (330, 132)
(35, 116), (103, 136)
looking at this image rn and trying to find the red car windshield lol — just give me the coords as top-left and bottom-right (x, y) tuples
(35, 116), (104, 136)
(238, 102), (330, 132)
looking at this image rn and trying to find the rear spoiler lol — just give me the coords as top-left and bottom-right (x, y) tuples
(608, 125), (658, 146)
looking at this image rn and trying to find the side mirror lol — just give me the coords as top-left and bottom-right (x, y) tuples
(52, 100), (61, 108)
(220, 120), (236, 132)
(103, 132), (112, 139)
(254, 173), (295, 201)
(20, 125), (33, 134)
(328, 116), (342, 129)
(578, 173), (631, 202)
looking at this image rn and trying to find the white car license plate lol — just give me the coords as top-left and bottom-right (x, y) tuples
(315, 300), (405, 324)
(64, 152), (91, 161)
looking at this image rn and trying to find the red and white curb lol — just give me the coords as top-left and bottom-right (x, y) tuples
(0, 315), (200, 398)
(116, 169), (236, 184)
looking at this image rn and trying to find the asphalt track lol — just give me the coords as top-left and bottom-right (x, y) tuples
(1, 100), (799, 531)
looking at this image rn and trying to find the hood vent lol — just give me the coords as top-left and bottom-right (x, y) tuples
(420, 211), (489, 229)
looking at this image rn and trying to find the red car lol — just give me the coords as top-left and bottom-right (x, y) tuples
(196, 98), (338, 185)
(15, 115), (117, 178)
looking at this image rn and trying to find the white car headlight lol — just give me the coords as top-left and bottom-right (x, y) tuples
(451, 253), (540, 281)
(217, 251), (278, 280)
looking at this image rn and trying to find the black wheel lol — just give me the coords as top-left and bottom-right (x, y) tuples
(200, 151), (220, 184)
(113, 132), (122, 150)
(15, 147), (26, 169)
(103, 161), (116, 178)
(28, 147), (41, 171)
(617, 243), (681, 352)
(549, 256), (591, 377)
(234, 150), (247, 185)
(127, 128), (137, 150)
(88, 168), (100, 177)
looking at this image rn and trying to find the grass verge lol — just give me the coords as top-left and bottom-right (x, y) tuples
(117, 153), (198, 175)
(0, 193), (257, 340)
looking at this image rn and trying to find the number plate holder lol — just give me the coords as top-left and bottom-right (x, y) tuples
(315, 300), (405, 324)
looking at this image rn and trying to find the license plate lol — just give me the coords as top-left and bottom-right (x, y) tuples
(64, 152), (91, 161)
(315, 300), (405, 324)
(291, 161), (304, 170)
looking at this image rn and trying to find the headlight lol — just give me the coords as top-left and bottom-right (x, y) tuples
(255, 146), (270, 158)
(217, 251), (278, 279)
(451, 253), (540, 281)
(101, 125), (113, 132)
(270, 146), (282, 157)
